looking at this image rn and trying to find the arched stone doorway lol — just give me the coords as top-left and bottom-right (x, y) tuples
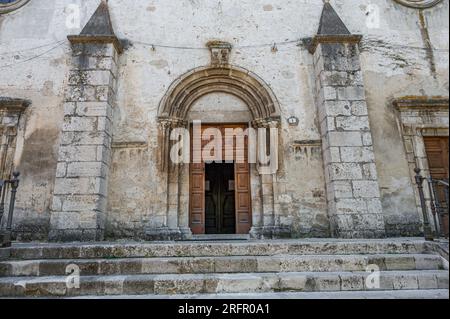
(155, 65), (286, 240)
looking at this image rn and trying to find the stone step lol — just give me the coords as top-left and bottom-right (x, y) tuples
(0, 254), (445, 277)
(10, 239), (429, 260)
(0, 270), (447, 297)
(68, 290), (450, 299)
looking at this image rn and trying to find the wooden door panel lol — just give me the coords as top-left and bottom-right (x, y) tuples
(238, 212), (250, 223)
(235, 162), (252, 234)
(190, 163), (205, 234)
(236, 173), (249, 190)
(425, 137), (449, 179)
(237, 193), (250, 209)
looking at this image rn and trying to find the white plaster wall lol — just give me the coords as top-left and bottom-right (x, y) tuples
(0, 0), (448, 239)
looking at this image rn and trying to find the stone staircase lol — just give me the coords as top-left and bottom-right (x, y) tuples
(0, 239), (448, 299)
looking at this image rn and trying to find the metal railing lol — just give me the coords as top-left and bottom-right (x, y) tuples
(0, 172), (20, 248)
(415, 168), (449, 241)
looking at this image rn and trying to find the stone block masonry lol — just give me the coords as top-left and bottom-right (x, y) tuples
(308, 0), (388, 239)
(49, 42), (119, 241)
(313, 41), (386, 238)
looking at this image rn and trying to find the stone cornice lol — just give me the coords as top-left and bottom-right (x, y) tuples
(394, 96), (449, 111)
(67, 35), (124, 54)
(0, 97), (31, 113)
(308, 34), (363, 54)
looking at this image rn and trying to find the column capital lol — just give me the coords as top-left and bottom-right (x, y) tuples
(157, 117), (188, 129)
(252, 117), (281, 129)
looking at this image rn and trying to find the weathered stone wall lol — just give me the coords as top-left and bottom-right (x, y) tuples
(0, 0), (448, 240)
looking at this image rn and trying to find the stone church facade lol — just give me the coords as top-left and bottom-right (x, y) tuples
(0, 0), (448, 242)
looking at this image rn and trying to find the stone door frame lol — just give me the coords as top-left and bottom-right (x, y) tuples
(152, 65), (289, 240)
(394, 97), (449, 233)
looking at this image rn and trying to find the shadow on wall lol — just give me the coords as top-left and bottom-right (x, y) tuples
(13, 128), (60, 241)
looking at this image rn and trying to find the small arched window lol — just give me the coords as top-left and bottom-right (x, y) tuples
(0, 0), (30, 14)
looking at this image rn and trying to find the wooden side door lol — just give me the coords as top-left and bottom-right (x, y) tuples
(424, 136), (449, 237)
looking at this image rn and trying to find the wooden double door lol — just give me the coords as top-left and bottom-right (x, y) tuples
(189, 124), (252, 235)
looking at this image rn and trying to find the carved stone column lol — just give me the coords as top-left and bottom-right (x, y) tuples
(249, 118), (289, 239)
(146, 118), (190, 240)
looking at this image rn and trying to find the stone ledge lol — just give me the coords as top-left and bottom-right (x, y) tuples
(308, 34), (363, 54)
(68, 35), (124, 54)
(0, 97), (31, 113)
(48, 229), (104, 242)
(394, 96), (449, 111)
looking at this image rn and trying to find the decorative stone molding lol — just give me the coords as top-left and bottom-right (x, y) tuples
(0, 97), (31, 111)
(0, 97), (30, 179)
(394, 96), (449, 110)
(393, 0), (444, 9)
(393, 96), (449, 235)
(206, 41), (232, 66)
(308, 34), (362, 54)
(0, 0), (30, 14)
(155, 63), (283, 240)
(251, 118), (281, 129)
(158, 66), (280, 122)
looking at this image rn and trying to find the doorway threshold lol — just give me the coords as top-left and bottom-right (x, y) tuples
(183, 234), (250, 242)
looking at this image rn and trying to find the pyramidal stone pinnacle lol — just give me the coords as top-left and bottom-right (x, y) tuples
(67, 0), (123, 54)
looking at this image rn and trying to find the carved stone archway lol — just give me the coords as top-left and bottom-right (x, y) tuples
(158, 65), (281, 123)
(151, 64), (286, 240)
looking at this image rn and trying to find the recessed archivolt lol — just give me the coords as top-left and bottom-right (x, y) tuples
(0, 0), (31, 14)
(157, 66), (281, 125)
(393, 0), (444, 8)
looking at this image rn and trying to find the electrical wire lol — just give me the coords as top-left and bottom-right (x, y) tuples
(0, 39), (66, 56)
(132, 38), (301, 51)
(0, 41), (67, 69)
(0, 36), (446, 69)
